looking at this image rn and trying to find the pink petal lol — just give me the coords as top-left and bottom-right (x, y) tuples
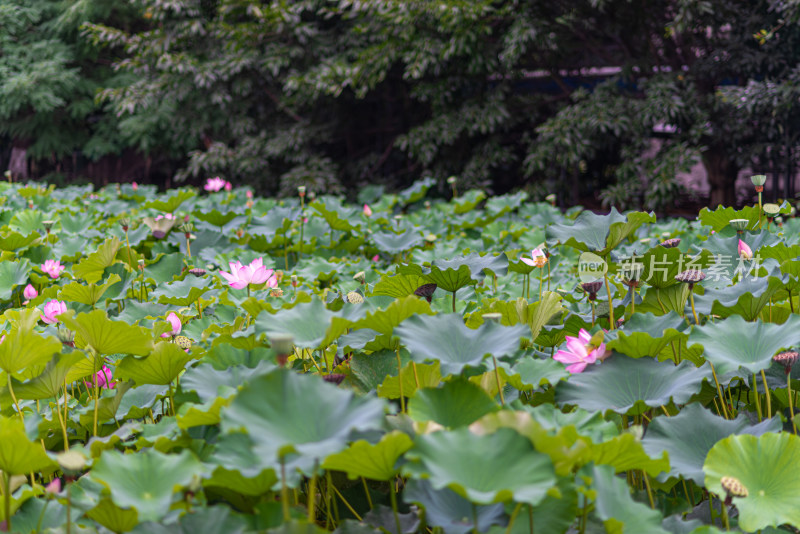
(565, 337), (588, 358)
(577, 329), (592, 344)
(520, 256), (536, 267)
(553, 349), (580, 364)
(566, 361), (588, 373)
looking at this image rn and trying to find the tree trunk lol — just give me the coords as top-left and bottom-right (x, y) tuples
(8, 146), (28, 181)
(702, 146), (738, 208)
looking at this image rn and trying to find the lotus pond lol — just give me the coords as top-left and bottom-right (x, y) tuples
(1, 179), (800, 533)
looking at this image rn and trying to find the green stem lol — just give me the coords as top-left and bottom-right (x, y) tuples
(452, 290), (457, 313)
(538, 266), (543, 301)
(753, 372), (762, 422)
(361, 477), (373, 510)
(492, 356), (505, 406)
(3, 471), (11, 533)
(604, 274), (615, 330)
(389, 478), (403, 534)
(789, 372), (796, 435)
(7, 372), (25, 426)
(281, 459), (290, 522)
(396, 349), (405, 413)
(689, 290), (699, 325)
(472, 503), (479, 534)
(709, 363), (729, 420)
(505, 503), (523, 534)
(761, 369), (772, 419)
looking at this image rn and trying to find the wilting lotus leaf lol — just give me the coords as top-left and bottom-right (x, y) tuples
(255, 298), (351, 349)
(115, 341), (193, 386)
(0, 322), (62, 375)
(688, 315), (800, 375)
(59, 309), (154, 356)
(403, 427), (557, 505)
(605, 312), (688, 359)
(642, 403), (780, 484)
(150, 276), (212, 306)
(403, 479), (506, 534)
(72, 237), (121, 284)
(90, 448), (205, 522)
(0, 259), (31, 300)
(555, 358), (707, 414)
(408, 378), (499, 428)
(220, 369), (385, 470)
(371, 231), (424, 254)
(704, 433), (800, 532)
(589, 464), (670, 534)
(693, 275), (783, 321)
(396, 314), (529, 375)
(58, 273), (122, 307)
(0, 416), (57, 475)
(322, 431), (412, 480)
(546, 208), (655, 255)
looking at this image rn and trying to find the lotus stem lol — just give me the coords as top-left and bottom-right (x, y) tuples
(689, 290), (699, 325)
(504, 503), (523, 534)
(3, 472), (11, 533)
(307, 467), (318, 523)
(789, 372), (797, 435)
(643, 472), (654, 509)
(7, 373), (24, 426)
(389, 477), (403, 534)
(331, 482), (361, 521)
(411, 361), (421, 390)
(361, 477), (373, 510)
(472, 503), (479, 534)
(682, 478), (692, 507)
(492, 355), (505, 406)
(720, 496), (730, 530)
(546, 261), (551, 290)
(591, 300), (596, 328)
(538, 267), (543, 301)
(709, 363), (729, 419)
(528, 504), (534, 534)
(753, 372), (762, 422)
(396, 349), (405, 413)
(452, 290), (457, 313)
(526, 274), (530, 300)
(280, 459), (290, 522)
(604, 274), (615, 330)
(761, 369), (772, 418)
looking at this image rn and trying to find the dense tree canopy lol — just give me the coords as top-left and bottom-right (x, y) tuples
(2, 0), (800, 209)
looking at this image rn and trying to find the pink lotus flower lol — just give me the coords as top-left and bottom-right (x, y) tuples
(738, 239), (753, 260)
(42, 300), (68, 324)
(42, 260), (65, 279)
(154, 213), (175, 221)
(372, 255), (380, 262)
(23, 284), (37, 300)
(246, 190), (253, 199)
(132, 182), (138, 191)
(86, 365), (114, 390)
(363, 204), (373, 217)
(45, 478), (61, 494)
(220, 257), (277, 289)
(520, 248), (547, 268)
(204, 177), (231, 192)
(553, 329), (607, 373)
(161, 312), (182, 338)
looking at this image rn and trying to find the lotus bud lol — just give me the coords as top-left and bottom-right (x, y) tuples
(291, 274), (298, 287)
(353, 271), (366, 285)
(137, 259), (145, 271)
(545, 193), (556, 206)
(738, 239), (753, 259)
(297, 185), (306, 197)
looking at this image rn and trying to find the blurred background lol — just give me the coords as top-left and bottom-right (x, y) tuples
(2, 0), (800, 213)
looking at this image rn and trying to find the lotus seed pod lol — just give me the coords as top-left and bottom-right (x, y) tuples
(720, 475), (748, 498)
(346, 291), (364, 304)
(750, 174), (767, 187)
(482, 313), (502, 324)
(660, 238), (681, 249)
(729, 219), (749, 231)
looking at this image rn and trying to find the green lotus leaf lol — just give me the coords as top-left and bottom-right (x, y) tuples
(451, 189), (486, 214)
(176, 505), (249, 534)
(249, 207), (297, 236)
(143, 189), (195, 212)
(322, 431), (412, 480)
(398, 177), (435, 204)
(642, 403), (780, 484)
(194, 209), (239, 227)
(0, 259), (31, 300)
(4, 351), (85, 400)
(90, 448), (205, 523)
(697, 205), (760, 232)
(150, 276), (213, 306)
(435, 252), (509, 280)
(115, 341), (194, 386)
(254, 298), (351, 349)
(396, 314), (529, 375)
(311, 199), (358, 231)
(589, 464), (670, 534)
(371, 231), (424, 254)
(177, 397), (231, 429)
(0, 416), (57, 475)
(501, 357), (570, 391)
(351, 295), (434, 336)
(60, 211), (95, 234)
(0, 323), (62, 376)
(72, 237), (121, 284)
(605, 312), (688, 359)
(371, 272), (431, 299)
(408, 378), (499, 427)
(179, 362), (273, 402)
(143, 253), (184, 285)
(376, 361), (442, 399)
(86, 498), (139, 533)
(688, 315), (800, 375)
(78, 380), (134, 428)
(220, 369), (385, 470)
(9, 209), (46, 234)
(546, 208), (655, 256)
(0, 231), (40, 252)
(403, 479), (506, 534)
(704, 433), (800, 532)
(58, 273), (122, 307)
(555, 358), (707, 415)
(420, 264), (475, 293)
(693, 276), (783, 321)
(468, 292), (564, 340)
(403, 427), (557, 505)
(59, 309), (154, 356)
(638, 284), (689, 316)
